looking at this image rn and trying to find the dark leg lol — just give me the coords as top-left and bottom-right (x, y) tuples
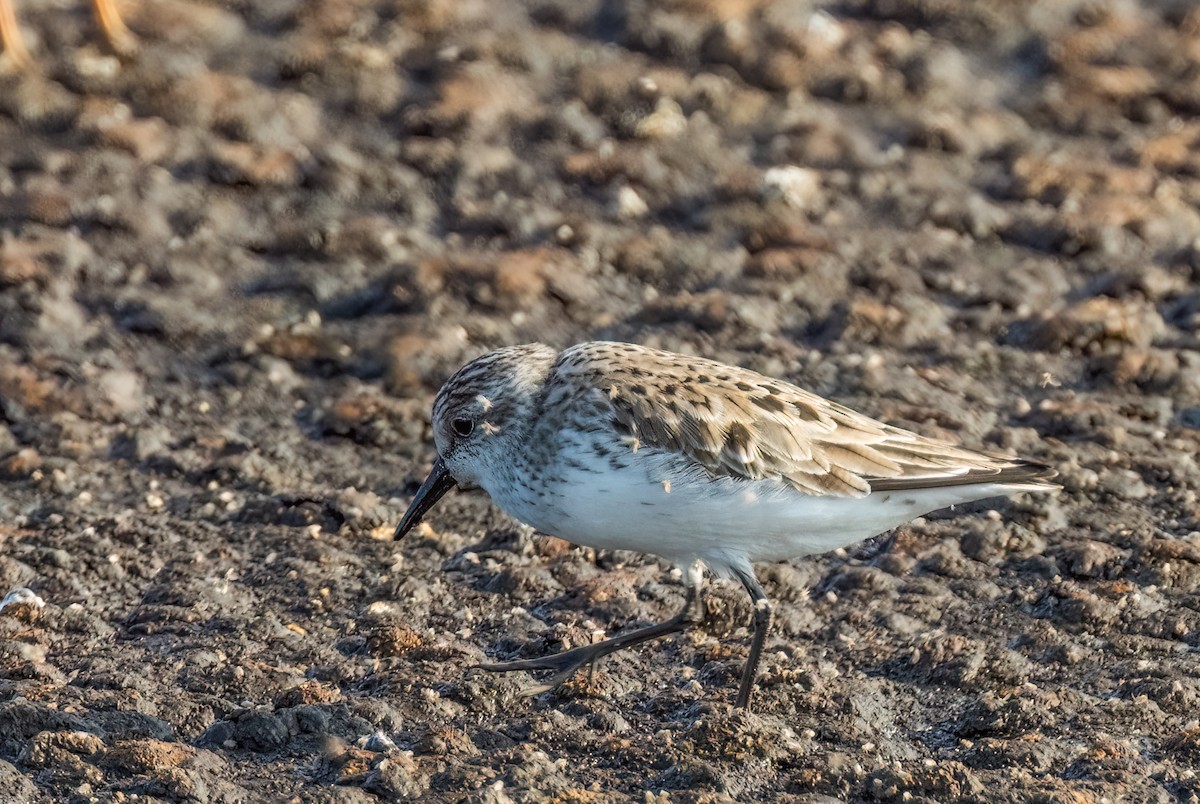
(476, 563), (706, 697)
(732, 567), (773, 710)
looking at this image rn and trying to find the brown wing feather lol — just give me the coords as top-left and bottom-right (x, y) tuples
(553, 342), (1057, 499)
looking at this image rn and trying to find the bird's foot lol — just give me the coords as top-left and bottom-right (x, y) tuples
(474, 641), (608, 698)
(474, 608), (694, 698)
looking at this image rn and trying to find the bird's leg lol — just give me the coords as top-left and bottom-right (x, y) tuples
(586, 626), (604, 686)
(92, 0), (137, 55)
(476, 562), (707, 697)
(0, 0), (135, 71)
(0, 0), (33, 70)
(732, 567), (773, 710)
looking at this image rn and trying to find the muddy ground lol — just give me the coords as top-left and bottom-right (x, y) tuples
(1, 0), (1200, 800)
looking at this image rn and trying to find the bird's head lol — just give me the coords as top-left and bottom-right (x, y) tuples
(394, 343), (557, 539)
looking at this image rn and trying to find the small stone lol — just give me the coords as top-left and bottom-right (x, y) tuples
(635, 97), (687, 140)
(194, 720), (235, 749)
(1061, 540), (1125, 578)
(364, 753), (430, 799)
(615, 186), (649, 219)
(96, 739), (196, 774)
(762, 166), (824, 211)
(0, 449), (41, 481)
(233, 714), (290, 753)
(20, 730), (105, 767)
(0, 759), (37, 800)
(0, 587), (45, 616)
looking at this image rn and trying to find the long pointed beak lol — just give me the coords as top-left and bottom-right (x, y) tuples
(394, 456), (458, 540)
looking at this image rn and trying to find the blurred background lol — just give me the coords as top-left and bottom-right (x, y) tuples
(1, 0), (1199, 799)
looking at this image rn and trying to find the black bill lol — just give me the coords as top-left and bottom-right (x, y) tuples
(394, 456), (457, 539)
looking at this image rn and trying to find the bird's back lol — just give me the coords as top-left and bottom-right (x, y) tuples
(544, 341), (1057, 499)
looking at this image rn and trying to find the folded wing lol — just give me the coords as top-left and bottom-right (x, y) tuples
(552, 342), (1057, 499)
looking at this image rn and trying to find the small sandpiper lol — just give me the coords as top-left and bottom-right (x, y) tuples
(395, 341), (1058, 709)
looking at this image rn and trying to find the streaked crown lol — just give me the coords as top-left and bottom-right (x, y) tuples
(430, 343), (558, 486)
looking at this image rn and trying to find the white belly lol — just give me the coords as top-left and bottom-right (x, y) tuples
(485, 448), (1022, 577)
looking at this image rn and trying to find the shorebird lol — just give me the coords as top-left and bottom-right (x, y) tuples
(394, 342), (1057, 708)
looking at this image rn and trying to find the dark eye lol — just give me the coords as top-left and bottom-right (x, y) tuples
(451, 417), (474, 437)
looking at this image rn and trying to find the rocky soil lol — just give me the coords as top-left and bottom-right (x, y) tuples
(2, 0), (1200, 800)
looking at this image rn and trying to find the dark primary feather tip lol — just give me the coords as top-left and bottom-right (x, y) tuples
(1006, 461), (1059, 484)
(868, 460), (1059, 492)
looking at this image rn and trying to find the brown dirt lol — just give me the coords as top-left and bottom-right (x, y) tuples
(2, 0), (1200, 800)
